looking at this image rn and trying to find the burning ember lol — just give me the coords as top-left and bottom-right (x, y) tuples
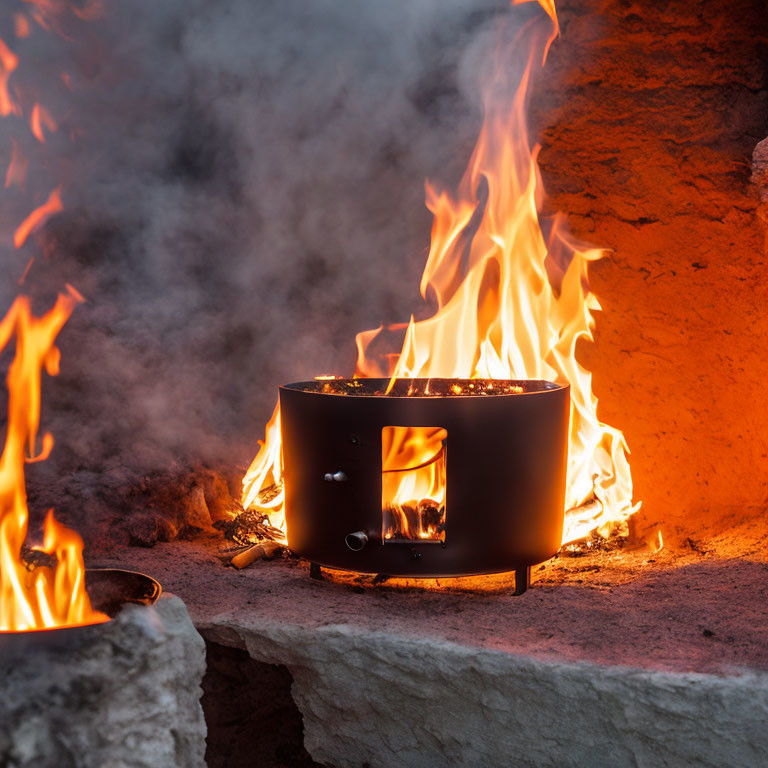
(0, 288), (107, 631)
(241, 0), (640, 550)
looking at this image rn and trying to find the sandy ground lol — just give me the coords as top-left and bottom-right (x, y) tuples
(97, 510), (768, 676)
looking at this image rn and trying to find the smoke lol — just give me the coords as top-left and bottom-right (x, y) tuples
(2, 1), (535, 518)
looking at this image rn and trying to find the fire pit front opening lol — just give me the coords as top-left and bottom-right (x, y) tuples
(381, 425), (448, 545)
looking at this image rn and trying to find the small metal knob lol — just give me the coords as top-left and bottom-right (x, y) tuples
(324, 471), (348, 482)
(345, 532), (368, 551)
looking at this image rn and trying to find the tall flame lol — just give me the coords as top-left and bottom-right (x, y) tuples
(243, 2), (639, 546)
(0, 287), (108, 632)
(0, 3), (107, 631)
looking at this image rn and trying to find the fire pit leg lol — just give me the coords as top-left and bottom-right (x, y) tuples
(310, 562), (323, 580)
(512, 566), (531, 596)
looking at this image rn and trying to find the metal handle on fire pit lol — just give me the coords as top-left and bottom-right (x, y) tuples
(345, 532), (368, 551)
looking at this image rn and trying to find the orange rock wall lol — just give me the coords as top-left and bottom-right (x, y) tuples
(535, 0), (768, 540)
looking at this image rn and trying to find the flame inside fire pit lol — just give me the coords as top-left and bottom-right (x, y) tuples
(241, 0), (640, 551)
(0, 289), (108, 632)
(382, 426), (447, 543)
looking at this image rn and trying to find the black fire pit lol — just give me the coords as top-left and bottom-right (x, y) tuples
(280, 378), (569, 594)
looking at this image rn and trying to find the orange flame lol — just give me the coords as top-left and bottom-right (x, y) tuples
(0, 36), (20, 117)
(15, 14), (31, 39)
(5, 141), (28, 189)
(0, 287), (108, 632)
(241, 403), (285, 539)
(516, 0), (558, 34)
(18, 257), (35, 285)
(14, 186), (63, 248)
(382, 426), (447, 542)
(243, 2), (639, 546)
(30, 102), (57, 143)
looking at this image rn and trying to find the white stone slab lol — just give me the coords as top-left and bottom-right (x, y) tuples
(205, 618), (768, 768)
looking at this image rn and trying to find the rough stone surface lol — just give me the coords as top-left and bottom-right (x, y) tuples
(0, 596), (206, 768)
(205, 621), (768, 768)
(104, 537), (768, 767)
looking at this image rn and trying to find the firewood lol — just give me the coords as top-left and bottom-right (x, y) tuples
(215, 544), (253, 563)
(230, 540), (283, 569)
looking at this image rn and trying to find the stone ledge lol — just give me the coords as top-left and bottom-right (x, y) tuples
(104, 537), (768, 767)
(104, 532), (768, 675)
(202, 619), (768, 768)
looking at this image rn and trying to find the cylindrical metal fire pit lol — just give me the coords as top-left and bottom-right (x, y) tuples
(281, 378), (569, 584)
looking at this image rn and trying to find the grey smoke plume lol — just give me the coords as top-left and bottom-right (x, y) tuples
(1, 0), (540, 519)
